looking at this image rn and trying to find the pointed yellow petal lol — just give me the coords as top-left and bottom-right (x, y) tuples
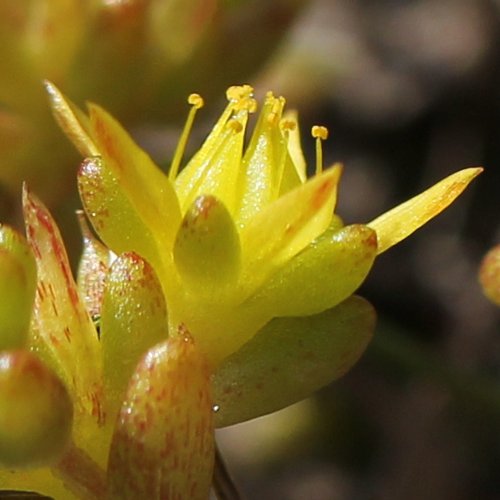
(235, 94), (286, 223)
(246, 224), (377, 317)
(369, 167), (483, 254)
(240, 165), (342, 290)
(88, 103), (181, 256)
(101, 252), (168, 415)
(23, 187), (103, 422)
(0, 225), (36, 350)
(213, 296), (375, 427)
(44, 81), (98, 157)
(173, 195), (241, 293)
(175, 111), (247, 214)
(107, 335), (214, 499)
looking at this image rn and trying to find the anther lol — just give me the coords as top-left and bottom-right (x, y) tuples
(187, 93), (204, 109)
(311, 125), (329, 175)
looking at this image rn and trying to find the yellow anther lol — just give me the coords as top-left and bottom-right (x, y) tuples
(168, 93), (204, 180)
(311, 125), (329, 140)
(227, 119), (243, 133)
(188, 93), (204, 109)
(226, 85), (256, 113)
(280, 119), (297, 132)
(226, 85), (254, 102)
(311, 125), (329, 175)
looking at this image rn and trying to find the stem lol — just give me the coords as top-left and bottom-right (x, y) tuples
(53, 441), (107, 500)
(212, 442), (243, 500)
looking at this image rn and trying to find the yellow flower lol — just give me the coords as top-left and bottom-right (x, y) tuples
(0, 84), (481, 498)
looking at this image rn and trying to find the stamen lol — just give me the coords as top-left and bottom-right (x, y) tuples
(266, 95), (286, 126)
(311, 125), (329, 175)
(226, 85), (257, 113)
(226, 118), (243, 133)
(169, 93), (204, 181)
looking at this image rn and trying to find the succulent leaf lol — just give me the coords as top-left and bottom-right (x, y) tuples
(101, 252), (168, 415)
(213, 295), (376, 427)
(0, 225), (36, 350)
(0, 350), (73, 468)
(107, 334), (213, 499)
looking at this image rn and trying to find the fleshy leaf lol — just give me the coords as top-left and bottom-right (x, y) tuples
(78, 157), (164, 278)
(0, 225), (36, 350)
(44, 81), (97, 158)
(88, 103), (181, 258)
(368, 167), (483, 254)
(100, 252), (168, 414)
(213, 296), (375, 427)
(173, 195), (241, 292)
(23, 187), (103, 422)
(240, 165), (342, 290)
(0, 350), (73, 468)
(76, 212), (110, 320)
(246, 224), (377, 317)
(107, 334), (214, 499)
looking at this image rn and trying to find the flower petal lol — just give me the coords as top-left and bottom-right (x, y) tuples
(368, 167), (483, 254)
(44, 81), (97, 157)
(88, 103), (181, 257)
(23, 187), (103, 422)
(173, 195), (241, 293)
(175, 110), (248, 215)
(235, 93), (286, 223)
(0, 225), (36, 350)
(245, 224), (377, 317)
(107, 334), (214, 499)
(101, 252), (168, 414)
(240, 165), (342, 290)
(213, 295), (375, 427)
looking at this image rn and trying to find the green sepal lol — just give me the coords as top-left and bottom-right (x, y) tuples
(213, 295), (375, 427)
(0, 226), (36, 350)
(100, 252), (168, 414)
(173, 195), (241, 293)
(245, 224), (377, 317)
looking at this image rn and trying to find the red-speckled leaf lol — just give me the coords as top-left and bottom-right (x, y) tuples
(22, 187), (103, 422)
(213, 296), (375, 427)
(76, 211), (110, 320)
(78, 157), (164, 279)
(101, 252), (168, 415)
(107, 334), (214, 499)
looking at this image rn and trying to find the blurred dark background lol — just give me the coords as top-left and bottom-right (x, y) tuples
(2, 1), (499, 499)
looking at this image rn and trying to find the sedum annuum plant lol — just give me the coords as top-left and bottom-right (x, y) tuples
(0, 83), (481, 499)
